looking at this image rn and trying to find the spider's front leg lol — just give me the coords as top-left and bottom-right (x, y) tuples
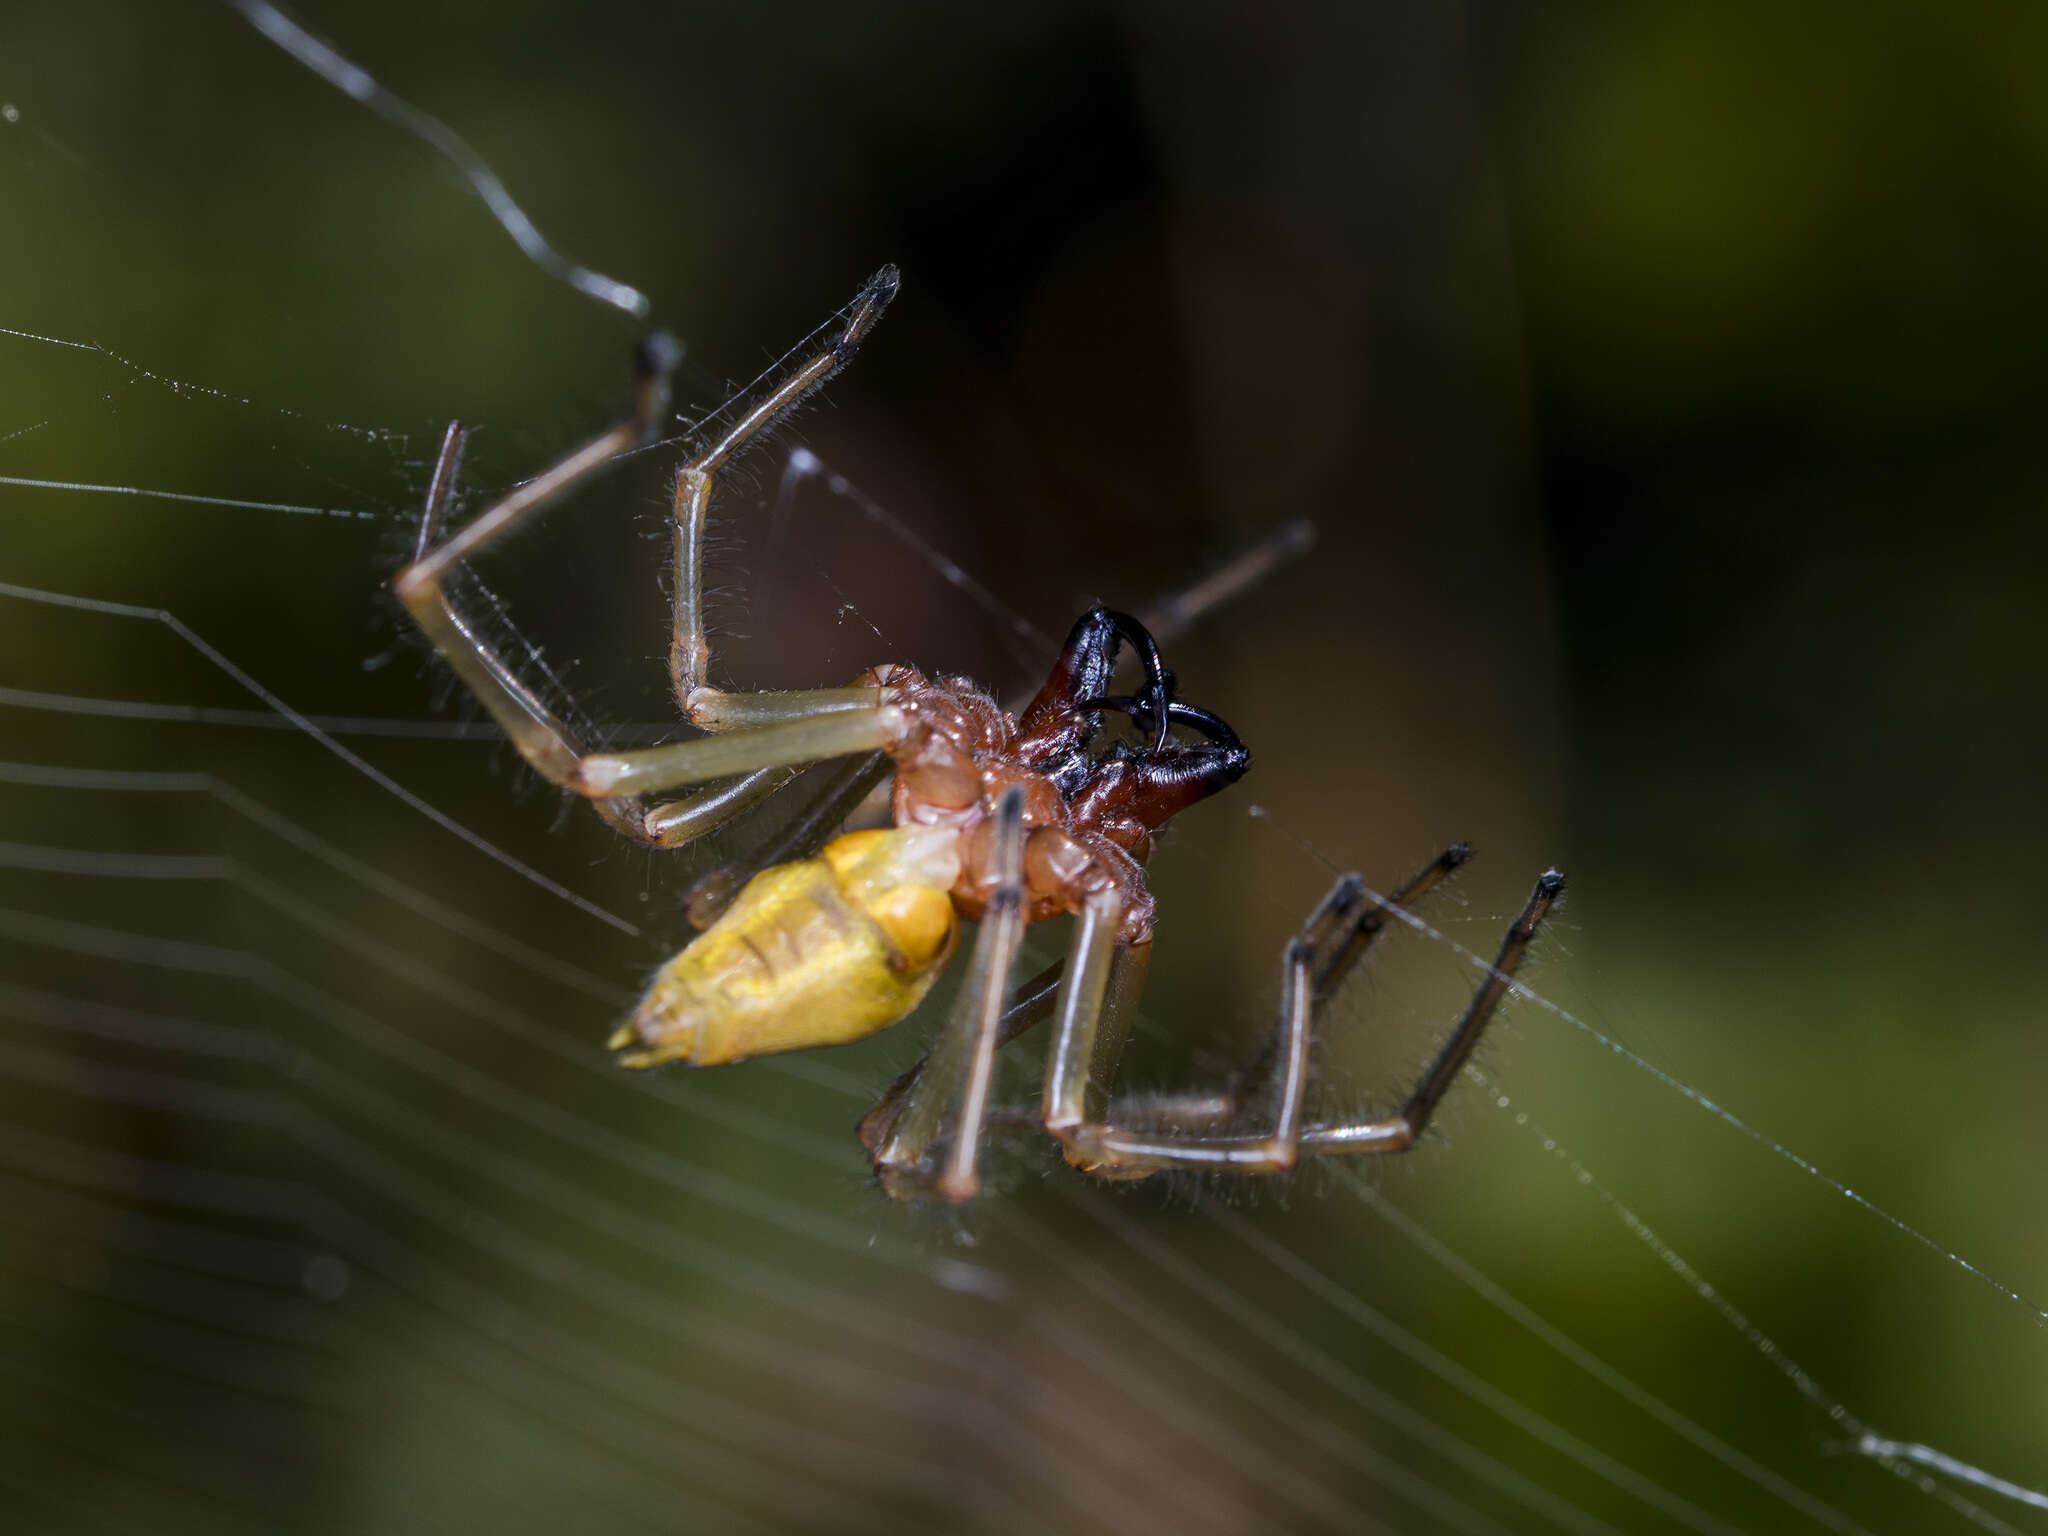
(666, 267), (899, 731)
(392, 269), (904, 848)
(1045, 858), (1566, 1177)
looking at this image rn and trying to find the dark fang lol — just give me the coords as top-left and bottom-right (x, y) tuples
(1081, 695), (1245, 752)
(1098, 608), (1176, 751)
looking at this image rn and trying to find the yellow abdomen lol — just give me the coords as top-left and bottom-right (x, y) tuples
(612, 823), (962, 1068)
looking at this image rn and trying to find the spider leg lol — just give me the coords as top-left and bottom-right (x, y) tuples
(1044, 884), (1316, 1174)
(853, 951), (1065, 1160)
(1133, 516), (1317, 647)
(863, 787), (1031, 1203)
(1221, 841), (1472, 1115)
(395, 273), (903, 849)
(567, 707), (903, 800)
(1041, 889), (1150, 1141)
(1043, 867), (1566, 1176)
(668, 267), (899, 723)
(1301, 869), (1566, 1157)
(396, 420), (875, 847)
(395, 371), (670, 798)
(398, 411), (744, 847)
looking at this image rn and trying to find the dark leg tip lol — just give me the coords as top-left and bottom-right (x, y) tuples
(1536, 868), (1568, 897)
(635, 330), (684, 379)
(1275, 517), (1317, 555)
(838, 265), (902, 351)
(1444, 841), (1474, 868)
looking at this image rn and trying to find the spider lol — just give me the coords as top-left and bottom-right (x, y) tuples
(394, 266), (1565, 1202)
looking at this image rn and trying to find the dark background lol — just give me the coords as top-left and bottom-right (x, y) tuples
(0, 3), (2043, 1532)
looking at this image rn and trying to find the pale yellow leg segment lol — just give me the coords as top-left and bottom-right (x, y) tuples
(571, 704), (901, 800)
(867, 787), (1029, 1202)
(1041, 889), (1126, 1134)
(640, 766), (798, 849)
(936, 791), (1030, 1203)
(684, 688), (889, 732)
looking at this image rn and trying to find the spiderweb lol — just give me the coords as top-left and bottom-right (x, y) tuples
(2, 5), (2044, 1533)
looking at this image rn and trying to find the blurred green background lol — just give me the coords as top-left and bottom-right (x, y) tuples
(0, 3), (2043, 1532)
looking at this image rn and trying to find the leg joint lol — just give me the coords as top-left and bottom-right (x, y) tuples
(391, 565), (435, 606)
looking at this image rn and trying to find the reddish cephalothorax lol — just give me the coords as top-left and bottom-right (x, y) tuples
(871, 606), (1251, 943)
